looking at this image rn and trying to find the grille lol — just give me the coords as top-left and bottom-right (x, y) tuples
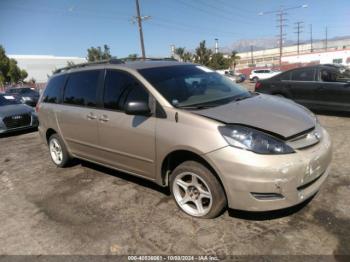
(3, 114), (31, 129)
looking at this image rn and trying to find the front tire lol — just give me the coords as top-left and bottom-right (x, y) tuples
(48, 134), (70, 167)
(170, 161), (226, 219)
(252, 77), (259, 82)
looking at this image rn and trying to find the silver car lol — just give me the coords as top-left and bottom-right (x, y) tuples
(38, 59), (332, 218)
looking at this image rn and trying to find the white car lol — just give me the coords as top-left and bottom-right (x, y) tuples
(249, 69), (281, 82)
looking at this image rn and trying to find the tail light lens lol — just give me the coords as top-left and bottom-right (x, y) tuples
(255, 82), (262, 90)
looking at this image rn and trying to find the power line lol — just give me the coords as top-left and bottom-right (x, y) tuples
(176, 0), (258, 26)
(259, 4), (308, 68)
(294, 21), (304, 55)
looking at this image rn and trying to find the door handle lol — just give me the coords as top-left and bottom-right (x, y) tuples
(99, 115), (109, 122)
(86, 113), (97, 120)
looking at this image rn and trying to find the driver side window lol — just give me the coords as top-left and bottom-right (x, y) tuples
(103, 70), (149, 112)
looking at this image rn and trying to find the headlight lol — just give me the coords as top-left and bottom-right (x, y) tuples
(218, 125), (295, 154)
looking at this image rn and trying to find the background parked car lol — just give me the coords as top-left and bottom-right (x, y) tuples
(249, 69), (281, 82)
(255, 64), (350, 112)
(0, 94), (38, 134)
(216, 70), (246, 83)
(5, 87), (40, 107)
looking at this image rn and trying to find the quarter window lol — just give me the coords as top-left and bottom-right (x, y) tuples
(291, 69), (315, 81)
(42, 75), (66, 103)
(63, 70), (101, 107)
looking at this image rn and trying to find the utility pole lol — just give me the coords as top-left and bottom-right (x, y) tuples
(294, 21), (303, 55)
(250, 45), (254, 66)
(259, 4), (308, 69)
(310, 24), (313, 52)
(134, 0), (149, 59)
(276, 10), (287, 67)
(214, 38), (219, 54)
(325, 26), (328, 51)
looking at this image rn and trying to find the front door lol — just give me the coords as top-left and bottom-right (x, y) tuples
(96, 69), (156, 179)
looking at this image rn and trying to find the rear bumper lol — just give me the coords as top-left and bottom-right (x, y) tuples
(205, 127), (332, 211)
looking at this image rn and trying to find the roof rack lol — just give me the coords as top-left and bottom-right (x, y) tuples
(53, 58), (123, 74)
(53, 57), (177, 74)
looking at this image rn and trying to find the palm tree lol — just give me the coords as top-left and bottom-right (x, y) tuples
(230, 51), (240, 72)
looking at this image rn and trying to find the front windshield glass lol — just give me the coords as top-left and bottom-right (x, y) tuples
(0, 95), (20, 106)
(139, 65), (250, 108)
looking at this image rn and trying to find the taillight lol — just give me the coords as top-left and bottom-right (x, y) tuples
(255, 82), (262, 90)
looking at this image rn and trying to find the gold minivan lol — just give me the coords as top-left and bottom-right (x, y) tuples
(37, 59), (332, 218)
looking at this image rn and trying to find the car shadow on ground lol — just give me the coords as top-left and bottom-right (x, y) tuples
(77, 159), (314, 221)
(314, 110), (350, 118)
(0, 128), (38, 138)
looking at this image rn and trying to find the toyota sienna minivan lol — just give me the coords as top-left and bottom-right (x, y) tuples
(37, 59), (332, 218)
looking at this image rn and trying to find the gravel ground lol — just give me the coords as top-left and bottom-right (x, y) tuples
(0, 90), (349, 256)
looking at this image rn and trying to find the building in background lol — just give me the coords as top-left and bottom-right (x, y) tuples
(235, 38), (350, 70)
(8, 55), (86, 84)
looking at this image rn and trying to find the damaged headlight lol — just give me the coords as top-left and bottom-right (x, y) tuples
(218, 125), (295, 154)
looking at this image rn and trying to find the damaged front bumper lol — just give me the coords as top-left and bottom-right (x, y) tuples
(205, 127), (332, 211)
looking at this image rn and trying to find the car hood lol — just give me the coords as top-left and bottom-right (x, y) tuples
(0, 104), (33, 118)
(191, 94), (316, 139)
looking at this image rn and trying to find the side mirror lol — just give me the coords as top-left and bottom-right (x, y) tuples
(125, 101), (151, 116)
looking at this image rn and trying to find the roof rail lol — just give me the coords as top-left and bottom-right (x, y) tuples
(53, 58), (123, 74)
(53, 57), (178, 74)
(119, 57), (177, 62)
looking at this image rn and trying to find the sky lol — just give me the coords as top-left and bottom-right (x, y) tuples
(0, 0), (349, 58)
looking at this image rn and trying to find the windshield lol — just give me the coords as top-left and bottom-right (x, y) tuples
(139, 65), (250, 108)
(0, 95), (21, 106)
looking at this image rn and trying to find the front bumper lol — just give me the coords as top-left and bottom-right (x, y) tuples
(0, 113), (39, 134)
(205, 127), (332, 211)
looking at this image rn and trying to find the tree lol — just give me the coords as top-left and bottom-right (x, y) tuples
(87, 44), (112, 62)
(174, 47), (193, 62)
(8, 59), (22, 83)
(0, 45), (28, 85)
(208, 53), (231, 70)
(230, 51), (240, 71)
(127, 53), (138, 61)
(66, 61), (75, 66)
(182, 52), (193, 62)
(174, 47), (185, 60)
(194, 41), (212, 66)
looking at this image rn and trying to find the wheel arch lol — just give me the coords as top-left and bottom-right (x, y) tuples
(45, 128), (57, 144)
(160, 150), (227, 198)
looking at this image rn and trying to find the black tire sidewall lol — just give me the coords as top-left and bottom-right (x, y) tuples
(170, 161), (227, 219)
(48, 133), (70, 168)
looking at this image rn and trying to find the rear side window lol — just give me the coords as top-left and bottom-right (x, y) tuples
(103, 70), (142, 110)
(42, 75), (66, 103)
(276, 72), (291, 81)
(64, 70), (101, 107)
(291, 69), (315, 81)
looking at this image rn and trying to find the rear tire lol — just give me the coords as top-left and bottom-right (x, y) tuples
(48, 134), (70, 167)
(170, 161), (226, 219)
(252, 77), (259, 82)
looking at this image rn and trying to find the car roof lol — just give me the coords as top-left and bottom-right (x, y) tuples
(52, 59), (194, 77)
